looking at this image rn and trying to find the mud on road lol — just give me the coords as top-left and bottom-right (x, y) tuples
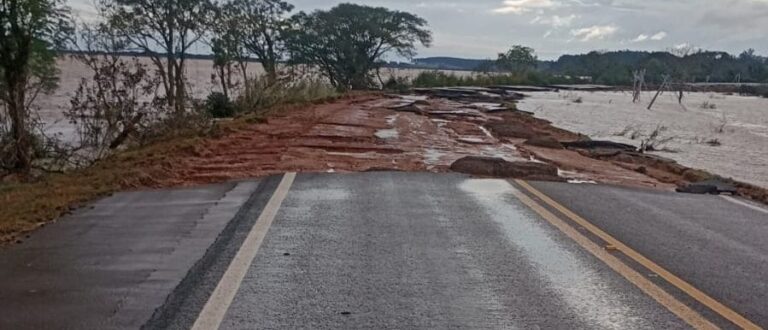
(148, 93), (693, 193)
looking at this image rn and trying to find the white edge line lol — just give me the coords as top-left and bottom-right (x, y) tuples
(192, 172), (297, 330)
(721, 195), (768, 215)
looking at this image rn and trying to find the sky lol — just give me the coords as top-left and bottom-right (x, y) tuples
(68, 0), (768, 60)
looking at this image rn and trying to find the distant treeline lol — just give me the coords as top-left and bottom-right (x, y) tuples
(412, 50), (768, 86)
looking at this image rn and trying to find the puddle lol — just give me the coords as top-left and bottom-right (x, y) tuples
(567, 179), (598, 184)
(375, 128), (399, 139)
(459, 179), (651, 329)
(386, 114), (398, 126)
(399, 94), (428, 101)
(424, 148), (445, 165)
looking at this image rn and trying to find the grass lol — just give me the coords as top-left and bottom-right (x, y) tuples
(0, 90), (346, 245)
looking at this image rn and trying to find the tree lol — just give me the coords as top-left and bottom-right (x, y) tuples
(496, 45), (537, 74)
(208, 1), (250, 98)
(209, 30), (243, 99)
(66, 21), (164, 164)
(285, 3), (431, 90)
(101, 0), (213, 113)
(0, 0), (72, 173)
(224, 0), (293, 84)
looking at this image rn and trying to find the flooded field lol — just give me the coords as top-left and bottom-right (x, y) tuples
(518, 91), (768, 188)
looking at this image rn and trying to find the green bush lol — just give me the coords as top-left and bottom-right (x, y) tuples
(383, 76), (411, 93)
(205, 92), (236, 118)
(237, 76), (337, 112)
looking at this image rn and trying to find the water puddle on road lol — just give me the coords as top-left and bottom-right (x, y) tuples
(459, 179), (650, 329)
(374, 128), (399, 140)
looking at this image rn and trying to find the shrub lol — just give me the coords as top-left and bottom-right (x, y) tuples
(205, 92), (237, 118)
(237, 76), (337, 113)
(383, 76), (411, 93)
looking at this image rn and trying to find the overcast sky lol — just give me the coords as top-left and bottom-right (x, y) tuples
(69, 0), (768, 60)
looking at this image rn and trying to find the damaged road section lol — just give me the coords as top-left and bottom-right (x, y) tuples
(115, 91), (767, 204)
(147, 93), (678, 190)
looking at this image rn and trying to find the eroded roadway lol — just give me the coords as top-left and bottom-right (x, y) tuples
(2, 172), (768, 329)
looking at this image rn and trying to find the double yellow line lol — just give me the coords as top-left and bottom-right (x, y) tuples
(511, 179), (761, 330)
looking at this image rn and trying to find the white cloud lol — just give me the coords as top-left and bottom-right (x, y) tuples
(632, 34), (649, 42)
(493, 0), (558, 14)
(532, 14), (578, 28)
(570, 25), (618, 41)
(650, 31), (667, 40)
(631, 31), (666, 43)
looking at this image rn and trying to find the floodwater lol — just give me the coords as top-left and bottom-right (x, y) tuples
(518, 90), (768, 189)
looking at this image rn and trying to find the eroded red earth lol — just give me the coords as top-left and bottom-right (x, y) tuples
(147, 94), (680, 191)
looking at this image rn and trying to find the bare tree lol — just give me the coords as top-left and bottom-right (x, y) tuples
(632, 69), (646, 103)
(101, 0), (213, 113)
(647, 74), (671, 110)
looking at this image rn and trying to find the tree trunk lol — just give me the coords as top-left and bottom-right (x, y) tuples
(166, 57), (176, 109)
(109, 113), (145, 149)
(174, 60), (186, 113)
(7, 83), (31, 173)
(218, 65), (229, 99)
(238, 61), (249, 95)
(263, 59), (277, 86)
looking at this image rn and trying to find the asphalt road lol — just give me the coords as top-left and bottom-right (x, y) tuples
(2, 172), (768, 329)
(0, 180), (262, 329)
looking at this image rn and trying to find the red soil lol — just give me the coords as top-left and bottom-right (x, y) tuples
(142, 94), (678, 191)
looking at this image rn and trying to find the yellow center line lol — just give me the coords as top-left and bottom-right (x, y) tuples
(514, 179), (762, 330)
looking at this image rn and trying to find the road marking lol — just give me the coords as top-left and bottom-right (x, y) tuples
(192, 173), (296, 330)
(514, 179), (762, 330)
(721, 195), (768, 215)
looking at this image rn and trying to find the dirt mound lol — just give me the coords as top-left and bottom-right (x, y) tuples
(450, 156), (559, 180)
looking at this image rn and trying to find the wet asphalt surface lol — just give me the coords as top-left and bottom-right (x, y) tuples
(530, 181), (768, 328)
(172, 173), (688, 329)
(2, 172), (768, 329)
